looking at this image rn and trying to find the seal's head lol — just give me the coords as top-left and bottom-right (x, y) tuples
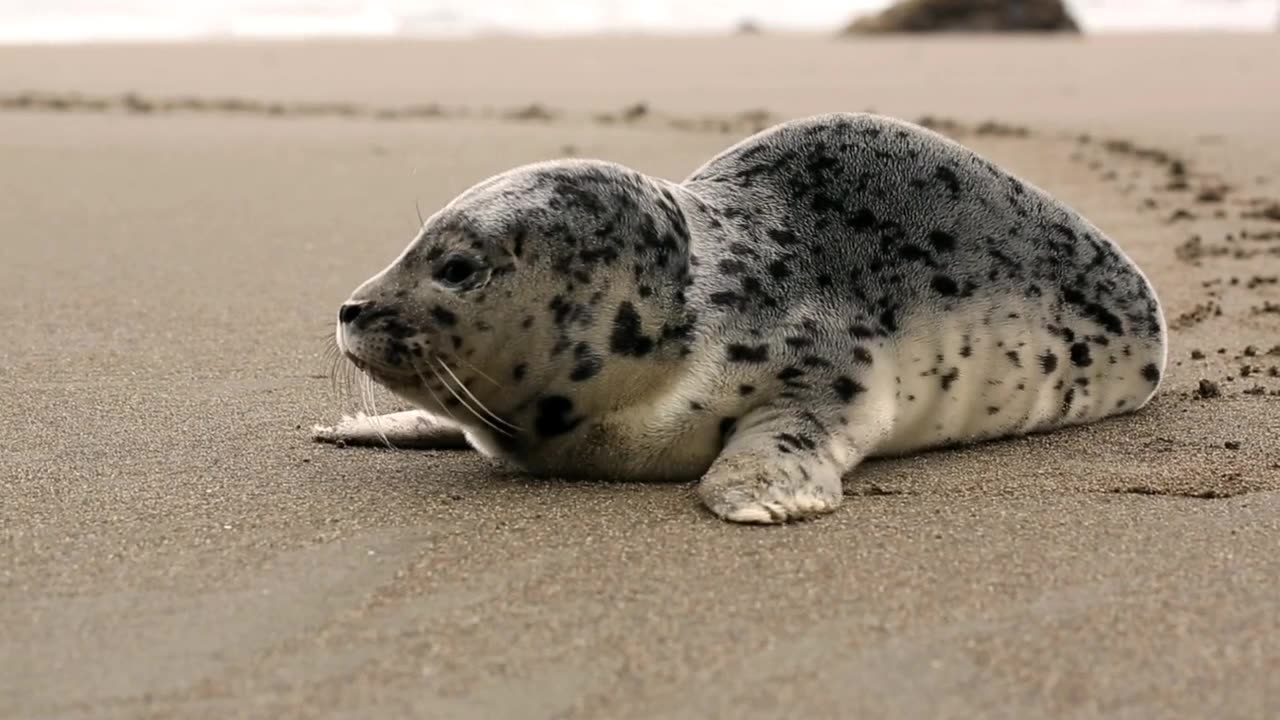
(335, 159), (697, 444)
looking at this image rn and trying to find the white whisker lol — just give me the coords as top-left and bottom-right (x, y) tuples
(426, 358), (517, 437)
(433, 356), (520, 433)
(449, 354), (503, 389)
(363, 375), (394, 449)
(410, 361), (463, 427)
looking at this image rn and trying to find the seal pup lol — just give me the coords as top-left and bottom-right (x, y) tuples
(314, 112), (1167, 524)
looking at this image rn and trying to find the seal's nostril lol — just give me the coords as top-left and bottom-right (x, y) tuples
(339, 302), (368, 324)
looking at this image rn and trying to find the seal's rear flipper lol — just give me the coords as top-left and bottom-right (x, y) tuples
(311, 410), (471, 450)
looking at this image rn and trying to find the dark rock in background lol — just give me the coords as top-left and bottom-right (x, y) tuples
(845, 0), (1081, 34)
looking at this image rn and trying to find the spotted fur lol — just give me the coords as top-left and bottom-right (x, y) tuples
(315, 112), (1167, 524)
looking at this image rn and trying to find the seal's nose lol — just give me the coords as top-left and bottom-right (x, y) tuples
(338, 301), (369, 324)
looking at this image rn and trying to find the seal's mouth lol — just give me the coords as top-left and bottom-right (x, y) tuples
(344, 351), (422, 389)
(342, 350), (372, 373)
(337, 321), (421, 386)
(339, 341), (524, 440)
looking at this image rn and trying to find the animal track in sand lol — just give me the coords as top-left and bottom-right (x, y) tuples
(1067, 130), (1280, 404)
(0, 90), (784, 137)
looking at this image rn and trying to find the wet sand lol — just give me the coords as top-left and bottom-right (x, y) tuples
(1, 34), (1278, 719)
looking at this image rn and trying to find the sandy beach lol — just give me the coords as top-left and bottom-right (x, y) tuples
(2, 34), (1279, 719)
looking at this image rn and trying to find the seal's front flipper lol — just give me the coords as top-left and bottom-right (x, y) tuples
(311, 410), (471, 450)
(696, 400), (886, 524)
(697, 451), (844, 524)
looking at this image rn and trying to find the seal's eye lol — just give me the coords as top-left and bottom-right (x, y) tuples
(435, 256), (478, 287)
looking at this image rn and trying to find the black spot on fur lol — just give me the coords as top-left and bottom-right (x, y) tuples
(1006, 351), (1021, 368)
(768, 228), (801, 246)
(853, 347), (873, 364)
(940, 368), (960, 391)
(1041, 351), (1059, 374)
(382, 319), (414, 340)
(1070, 342), (1093, 367)
(430, 306), (457, 327)
(849, 208), (876, 230)
(931, 275), (959, 297)
(934, 165), (961, 195)
(569, 343), (602, 381)
(1061, 388), (1076, 416)
(534, 396), (582, 438)
(710, 291), (745, 309)
(832, 376), (864, 402)
(1141, 363), (1161, 383)
(878, 308), (898, 334)
(610, 301), (654, 357)
(727, 344), (769, 363)
(738, 384), (755, 396)
(811, 193), (840, 214)
(741, 276), (770, 300)
(928, 230), (956, 252)
(548, 296), (572, 327)
(1086, 304), (1124, 335)
(897, 244), (932, 265)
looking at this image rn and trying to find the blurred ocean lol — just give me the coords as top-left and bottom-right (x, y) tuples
(0, 0), (1275, 44)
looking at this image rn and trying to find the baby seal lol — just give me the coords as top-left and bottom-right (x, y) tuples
(314, 112), (1167, 524)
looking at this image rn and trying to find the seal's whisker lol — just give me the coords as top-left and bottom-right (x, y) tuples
(320, 335), (351, 403)
(423, 361), (496, 434)
(326, 352), (343, 401)
(363, 375), (395, 449)
(321, 338), (352, 406)
(410, 362), (463, 427)
(415, 199), (424, 227)
(432, 355), (520, 434)
(341, 364), (357, 405)
(448, 355), (503, 389)
(427, 358), (516, 437)
(354, 371), (367, 413)
(433, 355), (517, 429)
(357, 373), (377, 426)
